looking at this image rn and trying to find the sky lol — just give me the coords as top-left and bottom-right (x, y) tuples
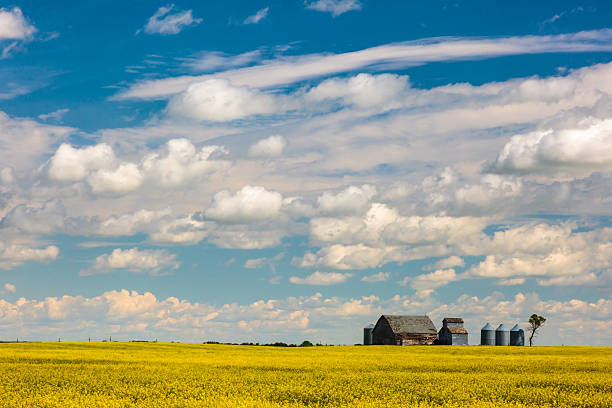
(0, 0), (611, 346)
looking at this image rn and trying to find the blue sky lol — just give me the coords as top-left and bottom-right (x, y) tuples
(0, 1), (611, 345)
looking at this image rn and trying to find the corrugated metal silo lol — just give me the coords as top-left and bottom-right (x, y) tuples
(480, 323), (495, 345)
(510, 324), (524, 346)
(363, 324), (374, 345)
(495, 324), (510, 346)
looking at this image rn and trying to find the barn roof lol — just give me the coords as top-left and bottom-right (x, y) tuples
(380, 315), (437, 335)
(443, 317), (464, 324)
(444, 326), (468, 334)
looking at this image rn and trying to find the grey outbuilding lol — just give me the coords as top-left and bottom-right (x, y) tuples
(495, 324), (510, 346)
(438, 317), (468, 345)
(510, 324), (524, 346)
(481, 323), (495, 345)
(363, 324), (374, 345)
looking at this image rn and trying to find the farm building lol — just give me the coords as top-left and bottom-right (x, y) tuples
(438, 317), (468, 345)
(372, 315), (438, 345)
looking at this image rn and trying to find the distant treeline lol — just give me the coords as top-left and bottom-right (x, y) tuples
(204, 340), (325, 347)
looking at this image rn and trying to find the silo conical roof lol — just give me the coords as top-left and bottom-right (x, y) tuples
(511, 324), (523, 332)
(496, 324), (509, 331)
(481, 323), (494, 331)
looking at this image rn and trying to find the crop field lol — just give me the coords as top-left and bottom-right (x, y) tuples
(0, 343), (610, 407)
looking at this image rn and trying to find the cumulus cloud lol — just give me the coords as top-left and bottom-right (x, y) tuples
(166, 79), (278, 121)
(2, 283), (16, 293)
(204, 185), (283, 223)
(0, 7), (36, 40)
(305, 73), (410, 109)
(0, 241), (59, 270)
(141, 5), (201, 35)
(140, 139), (229, 188)
(0, 289), (608, 345)
(491, 118), (612, 174)
(316, 185), (376, 215)
(462, 224), (612, 287)
(243, 7), (269, 25)
(306, 0), (362, 17)
(45, 139), (229, 195)
(81, 248), (180, 276)
(0, 111), (72, 171)
(432, 256), (465, 270)
(289, 271), (352, 285)
(402, 269), (459, 297)
(248, 135), (286, 158)
(47, 143), (117, 182)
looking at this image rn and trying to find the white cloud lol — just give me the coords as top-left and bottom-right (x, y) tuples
(81, 248), (180, 276)
(248, 135), (286, 158)
(0, 241), (59, 270)
(0, 200), (67, 235)
(403, 269), (459, 296)
(0, 111), (72, 171)
(317, 185), (376, 215)
(243, 7), (269, 25)
(45, 139), (229, 194)
(0, 7), (36, 40)
(140, 139), (229, 188)
(38, 108), (69, 122)
(166, 79), (278, 121)
(47, 143), (116, 182)
(289, 271), (352, 285)
(463, 224), (612, 287)
(95, 208), (173, 237)
(88, 163), (143, 194)
(305, 73), (410, 109)
(244, 257), (267, 269)
(492, 118), (612, 174)
(204, 185), (283, 223)
(306, 0), (362, 17)
(432, 256), (465, 270)
(115, 30), (612, 100)
(184, 50), (261, 72)
(141, 5), (202, 35)
(2, 283), (16, 293)
(360, 271), (390, 283)
(0, 289), (608, 345)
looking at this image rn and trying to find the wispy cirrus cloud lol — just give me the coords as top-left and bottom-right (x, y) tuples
(243, 7), (269, 25)
(306, 0), (362, 17)
(139, 4), (202, 35)
(115, 30), (612, 100)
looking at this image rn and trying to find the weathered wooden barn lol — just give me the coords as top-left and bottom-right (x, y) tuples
(438, 317), (468, 345)
(372, 315), (438, 345)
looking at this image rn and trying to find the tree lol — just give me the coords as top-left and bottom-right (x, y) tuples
(527, 314), (546, 346)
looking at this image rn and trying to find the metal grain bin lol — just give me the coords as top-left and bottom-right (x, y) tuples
(510, 324), (524, 346)
(480, 323), (495, 345)
(363, 324), (374, 345)
(495, 324), (510, 346)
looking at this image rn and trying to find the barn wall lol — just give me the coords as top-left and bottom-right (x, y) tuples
(451, 333), (468, 345)
(399, 334), (437, 345)
(372, 319), (396, 345)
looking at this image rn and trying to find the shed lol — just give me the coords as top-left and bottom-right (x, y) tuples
(372, 315), (437, 345)
(438, 317), (469, 345)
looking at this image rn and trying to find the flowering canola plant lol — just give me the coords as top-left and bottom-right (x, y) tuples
(0, 343), (609, 407)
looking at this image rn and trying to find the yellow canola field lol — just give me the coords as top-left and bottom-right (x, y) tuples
(0, 343), (610, 407)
